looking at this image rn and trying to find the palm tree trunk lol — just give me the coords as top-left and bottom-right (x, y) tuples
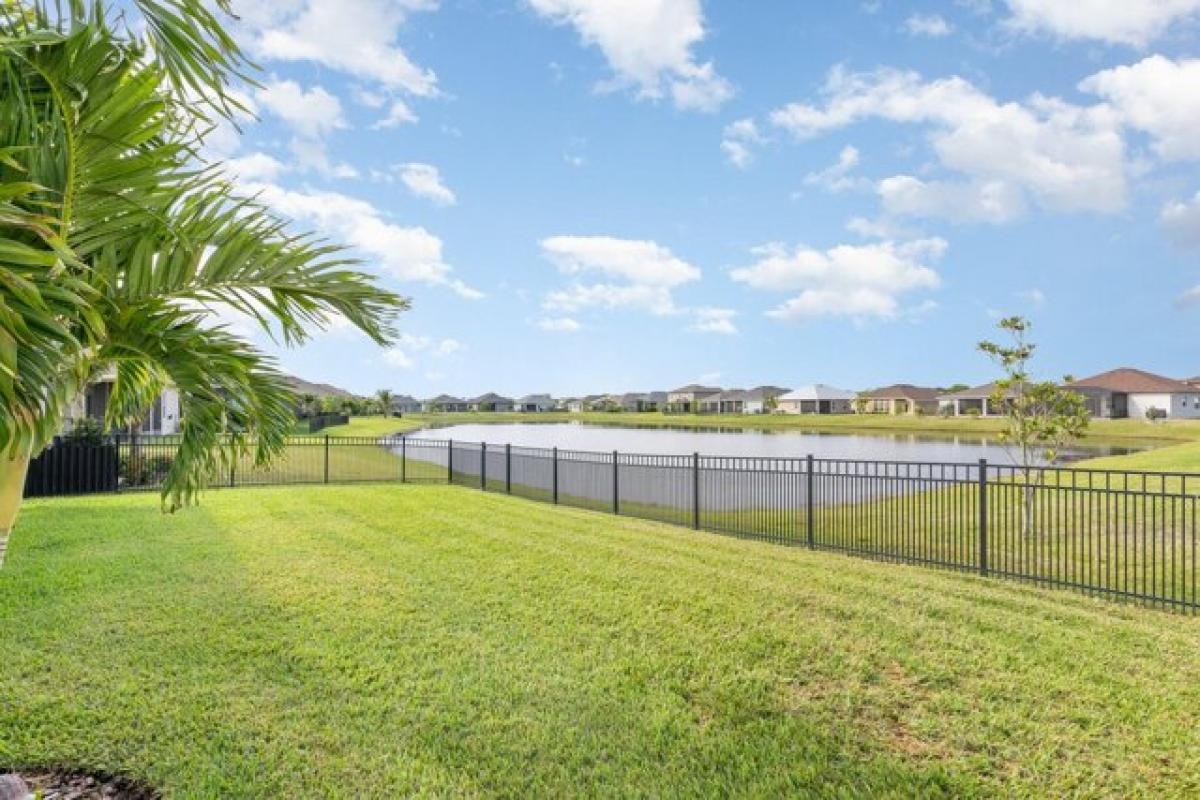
(0, 447), (32, 568)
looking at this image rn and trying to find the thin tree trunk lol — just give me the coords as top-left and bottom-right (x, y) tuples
(0, 448), (32, 568)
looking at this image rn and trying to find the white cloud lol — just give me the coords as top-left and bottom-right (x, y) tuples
(1161, 191), (1200, 248)
(224, 152), (288, 183)
(1079, 56), (1200, 161)
(539, 235), (705, 323)
(721, 118), (764, 168)
(257, 79), (347, 139)
(544, 283), (679, 315)
(240, 0), (439, 95)
(878, 175), (1026, 223)
(255, 80), (358, 179)
(372, 100), (420, 129)
(803, 145), (865, 192)
(382, 348), (415, 368)
(768, 66), (1128, 218)
(247, 182), (482, 299)
(845, 215), (915, 240)
(689, 307), (737, 334)
(396, 163), (457, 206)
(1003, 0), (1200, 47)
(383, 333), (464, 369)
(904, 14), (953, 37)
(288, 137), (360, 179)
(731, 238), (945, 321)
(526, 0), (732, 111)
(1018, 288), (1046, 305)
(536, 316), (582, 332)
(541, 236), (700, 287)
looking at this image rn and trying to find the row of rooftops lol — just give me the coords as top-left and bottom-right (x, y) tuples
(942, 368), (1200, 401)
(391, 368), (1200, 409)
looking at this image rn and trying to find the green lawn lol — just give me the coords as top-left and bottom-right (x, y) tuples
(4, 486), (1200, 797)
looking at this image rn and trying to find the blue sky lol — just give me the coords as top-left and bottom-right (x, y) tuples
(206, 1), (1200, 397)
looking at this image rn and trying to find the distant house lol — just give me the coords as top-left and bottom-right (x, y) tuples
(642, 391), (668, 411)
(665, 384), (722, 413)
(67, 366), (180, 435)
(424, 394), (469, 413)
(697, 386), (787, 414)
(516, 394), (556, 412)
(469, 393), (515, 412)
(591, 394), (624, 412)
(697, 389), (743, 414)
(938, 383), (1016, 416)
(746, 386), (789, 414)
(615, 391), (667, 412)
(777, 384), (855, 415)
(1068, 368), (1200, 419)
(390, 394), (422, 414)
(857, 384), (941, 416)
(566, 394), (605, 413)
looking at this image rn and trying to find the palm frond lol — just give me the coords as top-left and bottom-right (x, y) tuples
(1, 1), (409, 504)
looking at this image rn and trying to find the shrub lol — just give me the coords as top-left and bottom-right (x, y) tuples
(62, 417), (105, 445)
(1145, 406), (1167, 422)
(121, 453), (176, 487)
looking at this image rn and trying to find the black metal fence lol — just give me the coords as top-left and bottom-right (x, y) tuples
(306, 413), (350, 433)
(24, 434), (1200, 611)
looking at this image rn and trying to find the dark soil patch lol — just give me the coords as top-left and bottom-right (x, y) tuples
(1, 770), (158, 799)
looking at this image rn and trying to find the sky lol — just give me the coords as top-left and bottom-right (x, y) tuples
(197, 0), (1200, 397)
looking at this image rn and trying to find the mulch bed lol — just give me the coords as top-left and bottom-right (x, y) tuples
(1, 771), (158, 799)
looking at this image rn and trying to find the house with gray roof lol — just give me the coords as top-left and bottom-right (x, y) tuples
(777, 384), (855, 415)
(516, 394), (556, 412)
(937, 383), (1014, 416)
(389, 394), (422, 414)
(424, 394), (469, 412)
(469, 393), (515, 412)
(665, 384), (722, 413)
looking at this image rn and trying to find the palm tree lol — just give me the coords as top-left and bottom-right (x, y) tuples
(0, 1), (408, 555)
(299, 393), (318, 419)
(376, 389), (394, 416)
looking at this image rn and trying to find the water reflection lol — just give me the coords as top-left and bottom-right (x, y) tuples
(409, 421), (1149, 465)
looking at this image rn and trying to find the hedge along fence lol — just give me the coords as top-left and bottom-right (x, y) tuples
(24, 434), (1200, 612)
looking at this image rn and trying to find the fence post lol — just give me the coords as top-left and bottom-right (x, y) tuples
(978, 458), (989, 576)
(692, 452), (700, 530)
(552, 447), (559, 504)
(323, 435), (330, 484)
(505, 443), (512, 494)
(229, 452), (236, 488)
(400, 436), (406, 483)
(481, 442), (488, 491)
(612, 450), (619, 515)
(806, 454), (815, 549)
(114, 433), (122, 492)
(448, 439), (454, 484)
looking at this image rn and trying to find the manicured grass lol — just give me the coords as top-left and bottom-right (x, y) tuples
(4, 485), (1200, 796)
(1078, 439), (1200, 473)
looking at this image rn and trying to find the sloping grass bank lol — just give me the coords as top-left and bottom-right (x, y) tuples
(3, 485), (1200, 797)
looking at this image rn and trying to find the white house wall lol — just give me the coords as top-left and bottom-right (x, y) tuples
(160, 388), (181, 434)
(1128, 392), (1200, 419)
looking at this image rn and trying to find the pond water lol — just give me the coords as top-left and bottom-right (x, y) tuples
(410, 421), (1150, 465)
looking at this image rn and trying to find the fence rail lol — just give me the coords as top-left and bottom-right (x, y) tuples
(24, 434), (1200, 611)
